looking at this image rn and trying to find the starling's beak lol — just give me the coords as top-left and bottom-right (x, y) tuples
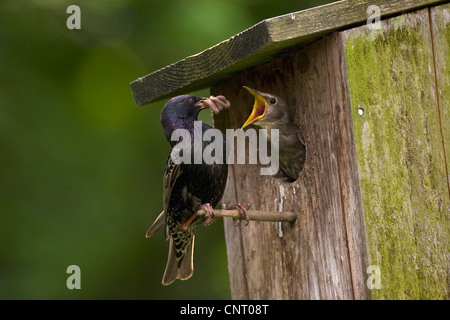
(195, 98), (209, 109)
(241, 86), (267, 129)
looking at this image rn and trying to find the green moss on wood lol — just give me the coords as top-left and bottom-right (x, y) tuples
(344, 9), (449, 299)
(432, 4), (450, 190)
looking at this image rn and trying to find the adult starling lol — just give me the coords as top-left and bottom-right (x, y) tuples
(241, 86), (306, 181)
(146, 94), (230, 285)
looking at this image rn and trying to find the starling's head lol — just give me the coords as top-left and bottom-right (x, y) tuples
(161, 95), (207, 123)
(241, 86), (291, 129)
(160, 95), (208, 141)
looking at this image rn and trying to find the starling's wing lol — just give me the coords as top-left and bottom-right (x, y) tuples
(145, 157), (182, 239)
(277, 124), (307, 180)
(145, 210), (164, 238)
(297, 126), (306, 145)
(162, 156), (182, 238)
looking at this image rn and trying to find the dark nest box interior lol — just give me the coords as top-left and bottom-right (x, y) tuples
(131, 0), (450, 299)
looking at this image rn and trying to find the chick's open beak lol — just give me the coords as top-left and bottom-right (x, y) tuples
(242, 86), (267, 129)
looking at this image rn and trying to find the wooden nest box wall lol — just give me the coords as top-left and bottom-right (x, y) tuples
(131, 0), (450, 300)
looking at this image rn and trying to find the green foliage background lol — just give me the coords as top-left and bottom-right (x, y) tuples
(0, 0), (334, 299)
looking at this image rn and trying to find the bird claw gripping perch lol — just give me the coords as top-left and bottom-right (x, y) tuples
(201, 203), (218, 227)
(232, 203), (250, 226)
(181, 203), (216, 230)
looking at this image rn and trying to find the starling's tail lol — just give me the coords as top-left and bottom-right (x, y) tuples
(162, 235), (195, 286)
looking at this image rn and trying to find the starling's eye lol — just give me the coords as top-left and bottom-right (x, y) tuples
(269, 98), (276, 104)
(189, 97), (196, 105)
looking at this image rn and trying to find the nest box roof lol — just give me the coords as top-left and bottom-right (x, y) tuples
(130, 0), (443, 106)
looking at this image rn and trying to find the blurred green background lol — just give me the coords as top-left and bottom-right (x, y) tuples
(0, 0), (335, 299)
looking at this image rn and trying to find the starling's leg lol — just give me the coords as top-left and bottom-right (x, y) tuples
(201, 203), (218, 226)
(232, 203), (250, 226)
(181, 211), (199, 230)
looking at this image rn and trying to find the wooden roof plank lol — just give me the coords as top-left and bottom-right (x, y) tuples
(130, 0), (445, 106)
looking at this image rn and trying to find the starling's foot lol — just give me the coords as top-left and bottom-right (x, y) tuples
(232, 203), (250, 226)
(201, 203), (217, 226)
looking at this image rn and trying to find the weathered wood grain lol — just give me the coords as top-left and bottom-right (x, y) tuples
(430, 7), (450, 300)
(212, 33), (369, 299)
(430, 3), (450, 197)
(343, 7), (449, 299)
(131, 0), (446, 106)
(323, 32), (371, 301)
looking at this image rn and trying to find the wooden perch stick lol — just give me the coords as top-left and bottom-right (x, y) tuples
(197, 209), (296, 223)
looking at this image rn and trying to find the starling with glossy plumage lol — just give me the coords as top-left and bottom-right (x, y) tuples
(241, 86), (306, 181)
(146, 94), (229, 285)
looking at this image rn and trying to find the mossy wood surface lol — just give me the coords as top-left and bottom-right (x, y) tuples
(431, 4), (450, 194)
(343, 5), (449, 299)
(130, 0), (446, 106)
